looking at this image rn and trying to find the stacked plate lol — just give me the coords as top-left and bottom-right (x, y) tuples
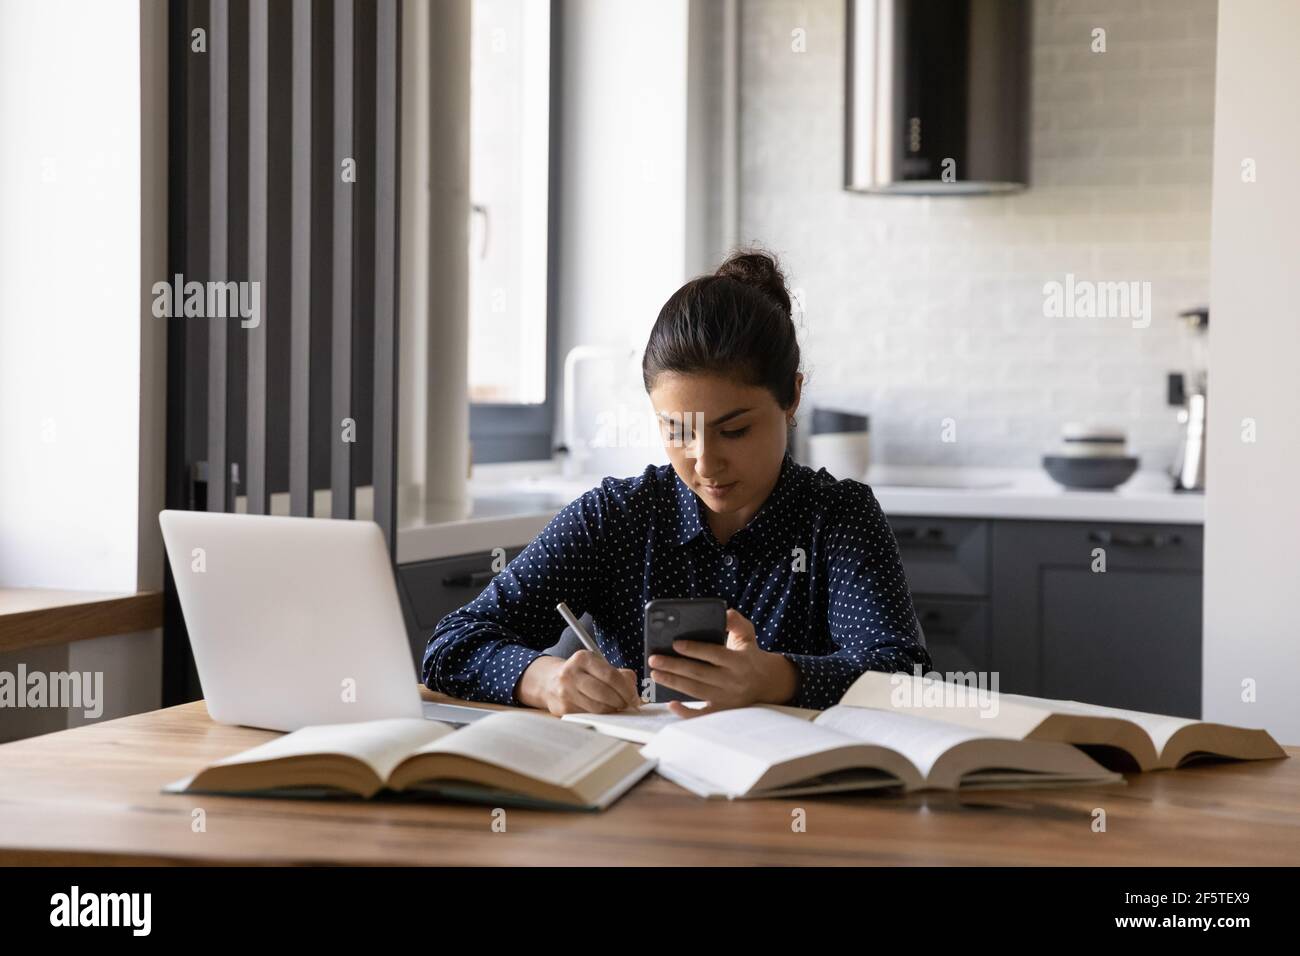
(1042, 423), (1139, 489)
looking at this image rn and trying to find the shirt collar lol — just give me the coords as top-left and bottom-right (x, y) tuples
(672, 451), (799, 548)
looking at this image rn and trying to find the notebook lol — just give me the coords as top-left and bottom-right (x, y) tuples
(561, 701), (820, 743)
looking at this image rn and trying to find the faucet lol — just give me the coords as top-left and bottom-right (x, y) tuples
(560, 345), (639, 478)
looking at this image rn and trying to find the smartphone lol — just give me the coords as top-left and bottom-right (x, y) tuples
(643, 597), (728, 703)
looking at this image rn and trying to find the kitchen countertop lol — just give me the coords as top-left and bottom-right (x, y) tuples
(863, 463), (1204, 523)
(396, 459), (1203, 564)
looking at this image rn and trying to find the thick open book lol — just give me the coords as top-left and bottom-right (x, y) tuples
(163, 711), (655, 811)
(840, 671), (1289, 772)
(638, 703), (1122, 799)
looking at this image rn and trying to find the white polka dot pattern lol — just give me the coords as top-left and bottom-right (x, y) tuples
(422, 452), (932, 709)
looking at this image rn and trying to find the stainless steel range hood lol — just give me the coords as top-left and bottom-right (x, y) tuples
(844, 0), (1031, 195)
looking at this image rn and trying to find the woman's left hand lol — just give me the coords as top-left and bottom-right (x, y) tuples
(649, 608), (799, 717)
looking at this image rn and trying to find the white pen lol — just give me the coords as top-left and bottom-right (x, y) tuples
(555, 601), (607, 661)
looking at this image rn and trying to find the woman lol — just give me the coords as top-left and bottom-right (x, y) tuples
(423, 248), (931, 717)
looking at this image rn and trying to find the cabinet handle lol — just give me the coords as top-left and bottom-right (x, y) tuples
(894, 526), (946, 545)
(442, 570), (496, 588)
(1087, 530), (1182, 548)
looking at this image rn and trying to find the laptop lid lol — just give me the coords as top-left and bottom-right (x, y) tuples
(159, 509), (422, 731)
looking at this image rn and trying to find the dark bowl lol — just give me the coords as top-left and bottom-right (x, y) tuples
(1042, 454), (1139, 490)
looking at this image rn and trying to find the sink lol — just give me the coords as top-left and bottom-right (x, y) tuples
(470, 490), (574, 517)
(467, 494), (569, 515)
(490, 474), (605, 500)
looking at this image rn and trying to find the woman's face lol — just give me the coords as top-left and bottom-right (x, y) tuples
(648, 371), (801, 525)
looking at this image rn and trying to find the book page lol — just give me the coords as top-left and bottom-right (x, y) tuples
(842, 671), (1203, 755)
(209, 718), (450, 781)
(416, 711), (627, 789)
(654, 761), (899, 800)
(655, 706), (862, 761)
(1000, 694), (1198, 754)
(842, 671), (1128, 738)
(642, 707), (915, 796)
(839, 671), (1053, 738)
(813, 705), (990, 779)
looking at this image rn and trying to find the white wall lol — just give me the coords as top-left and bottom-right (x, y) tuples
(739, 0), (1217, 469)
(553, 0), (692, 476)
(1203, 0), (1300, 743)
(0, 0), (166, 738)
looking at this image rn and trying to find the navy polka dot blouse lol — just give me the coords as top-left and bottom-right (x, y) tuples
(422, 451), (932, 710)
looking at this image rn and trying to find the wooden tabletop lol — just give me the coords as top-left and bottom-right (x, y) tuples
(0, 689), (1296, 866)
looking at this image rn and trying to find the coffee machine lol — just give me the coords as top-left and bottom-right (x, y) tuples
(1167, 307), (1208, 492)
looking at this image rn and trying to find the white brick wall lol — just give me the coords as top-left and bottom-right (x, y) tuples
(739, 0), (1217, 469)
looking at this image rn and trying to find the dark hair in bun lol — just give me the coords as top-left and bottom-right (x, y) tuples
(641, 246), (801, 409)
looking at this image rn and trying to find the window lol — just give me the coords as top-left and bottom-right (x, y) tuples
(467, 0), (554, 462)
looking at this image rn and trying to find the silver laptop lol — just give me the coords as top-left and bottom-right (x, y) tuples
(159, 509), (491, 732)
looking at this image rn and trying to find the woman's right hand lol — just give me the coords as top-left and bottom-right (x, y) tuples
(517, 652), (641, 716)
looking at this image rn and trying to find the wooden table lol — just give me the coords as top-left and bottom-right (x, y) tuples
(0, 689), (1296, 865)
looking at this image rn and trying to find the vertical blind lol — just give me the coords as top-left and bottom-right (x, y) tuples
(169, 0), (401, 552)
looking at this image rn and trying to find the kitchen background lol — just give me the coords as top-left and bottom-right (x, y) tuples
(3, 0), (1295, 744)
(144, 0), (1237, 721)
(742, 0), (1215, 469)
(392, 0), (1222, 725)
(543, 0), (1217, 481)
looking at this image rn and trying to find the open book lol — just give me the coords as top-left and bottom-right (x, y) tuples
(840, 671), (1289, 772)
(163, 711), (655, 811)
(638, 703), (1122, 799)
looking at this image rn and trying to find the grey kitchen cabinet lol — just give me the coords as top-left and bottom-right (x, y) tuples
(989, 520), (1203, 718)
(890, 517), (989, 595)
(913, 597), (991, 674)
(889, 517), (992, 680)
(889, 514), (1204, 717)
(395, 548), (524, 668)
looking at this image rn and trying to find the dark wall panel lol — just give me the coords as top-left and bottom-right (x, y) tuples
(164, 0), (402, 703)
